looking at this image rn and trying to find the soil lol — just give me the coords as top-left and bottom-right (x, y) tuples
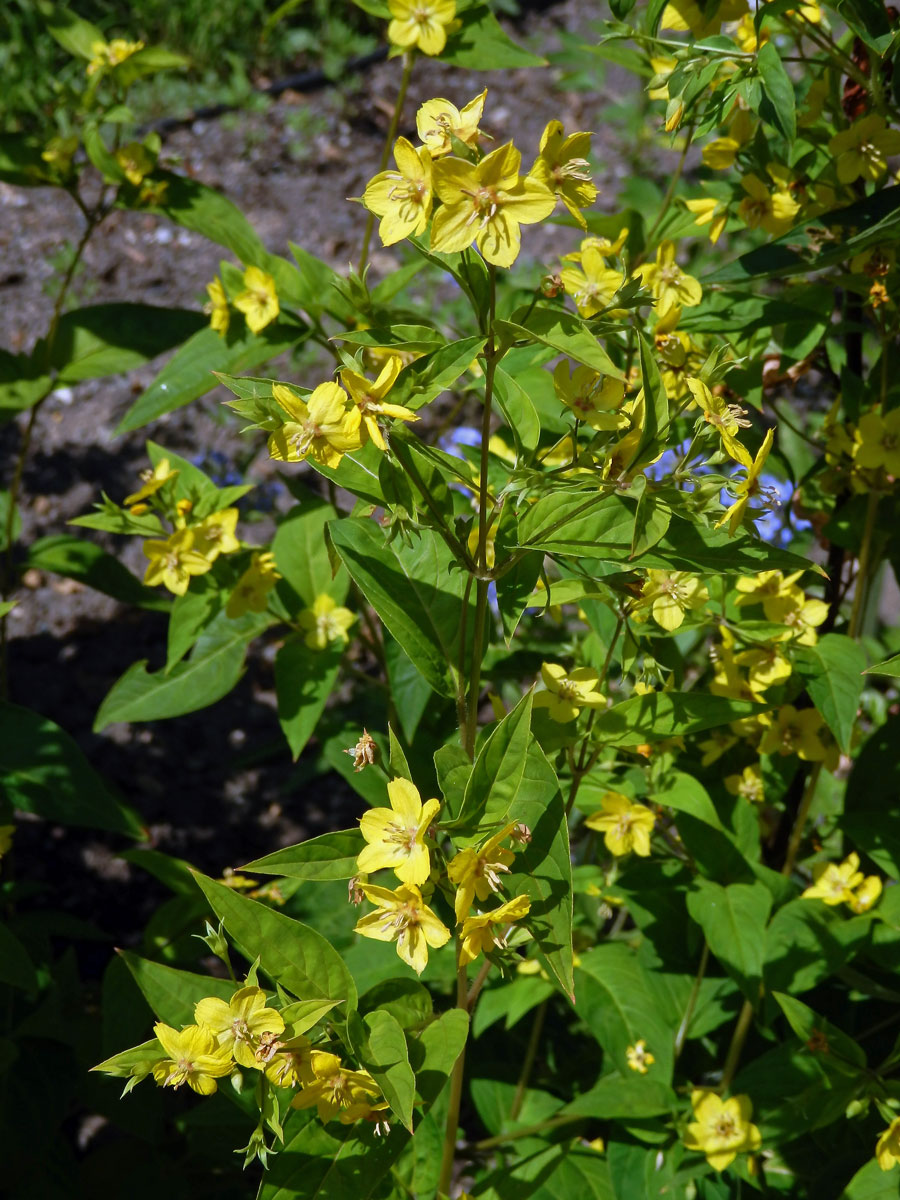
(0, 0), (653, 945)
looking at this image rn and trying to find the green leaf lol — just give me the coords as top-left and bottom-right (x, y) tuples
(119, 951), (236, 1026)
(94, 609), (269, 730)
(193, 872), (357, 1011)
(507, 738), (575, 1001)
(359, 978), (433, 1030)
(351, 1008), (416, 1131)
(794, 633), (866, 753)
(454, 690), (534, 832)
(441, 4), (547, 68)
(764, 900), (870, 994)
(479, 1143), (614, 1200)
(434, 743), (472, 823)
(50, 304), (205, 382)
(865, 649), (900, 676)
(561, 1073), (677, 1119)
(0, 135), (54, 187)
(387, 725), (413, 783)
(575, 943), (675, 1082)
(757, 42), (796, 139)
(630, 492), (671, 559)
(653, 771), (723, 830)
(494, 367), (541, 455)
(153, 170), (267, 263)
(841, 1158), (900, 1199)
(686, 879), (772, 998)
(400, 335), (486, 411)
(166, 577), (221, 669)
(627, 330), (668, 471)
(243, 829), (365, 881)
(384, 634), (433, 743)
(273, 490), (345, 607)
(275, 638), (342, 760)
(27, 534), (170, 612)
(91, 1039), (162, 1078)
(496, 308), (623, 377)
(843, 713), (900, 879)
(111, 45), (190, 88)
(591, 692), (764, 746)
(116, 322), (299, 434)
(772, 992), (866, 1068)
(329, 518), (474, 698)
(0, 702), (141, 835)
(43, 4), (105, 58)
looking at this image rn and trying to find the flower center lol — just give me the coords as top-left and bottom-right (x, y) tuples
(714, 1114), (738, 1140)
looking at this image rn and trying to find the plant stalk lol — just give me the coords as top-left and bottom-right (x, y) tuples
(358, 52), (414, 275)
(437, 959), (469, 1198)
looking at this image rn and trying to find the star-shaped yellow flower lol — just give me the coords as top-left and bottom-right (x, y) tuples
(86, 38), (144, 76)
(534, 662), (605, 723)
(124, 457), (179, 509)
(458, 894), (531, 966)
(363, 137), (433, 246)
(354, 881), (451, 974)
(416, 90), (486, 157)
(226, 551), (281, 618)
(759, 705), (827, 761)
(268, 382), (363, 468)
(194, 985), (285, 1070)
(636, 240), (702, 314)
(191, 508), (240, 561)
(684, 1090), (761, 1172)
(801, 853), (864, 905)
(560, 244), (625, 318)
(830, 114), (900, 184)
(725, 763), (765, 805)
(388, 0), (456, 55)
(291, 1050), (381, 1121)
(431, 142), (556, 268)
(234, 266), (279, 334)
(737, 174), (800, 237)
(358, 778), (440, 886)
(298, 593), (355, 650)
(142, 529), (212, 596)
(876, 1117), (900, 1170)
(585, 792), (655, 857)
(716, 427), (775, 535)
(205, 278), (230, 337)
(687, 378), (752, 468)
(447, 822), (517, 923)
(529, 121), (597, 228)
(638, 570), (709, 631)
(340, 355), (418, 450)
(151, 1023), (234, 1095)
(553, 362), (627, 431)
(626, 1040), (655, 1073)
(684, 196), (729, 244)
(854, 407), (900, 476)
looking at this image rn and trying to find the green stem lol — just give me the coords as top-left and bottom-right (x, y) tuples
(780, 763), (823, 880)
(848, 489), (879, 639)
(674, 942), (709, 1058)
(639, 120), (696, 255)
(358, 53), (414, 275)
(437, 958), (469, 1198)
(719, 994), (756, 1095)
(509, 998), (548, 1122)
(472, 1113), (584, 1151)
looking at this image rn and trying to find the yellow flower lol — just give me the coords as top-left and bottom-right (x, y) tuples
(358, 778), (440, 886)
(194, 986), (285, 1070)
(354, 881), (451, 974)
(529, 121), (597, 228)
(151, 1023), (234, 1095)
(553, 362), (627, 431)
(762, 589), (827, 646)
(268, 382), (363, 468)
(759, 705), (828, 761)
(699, 729), (738, 765)
(687, 378), (752, 468)
(191, 508), (240, 561)
(298, 593), (355, 650)
(626, 1040), (655, 1073)
(802, 853), (865, 904)
(585, 792), (656, 857)
(638, 570), (709, 631)
(684, 1090), (761, 1172)
(534, 662), (605, 723)
(416, 90), (486, 157)
(738, 174), (800, 236)
(830, 114), (900, 184)
(447, 822), (517, 923)
(660, 0), (747, 36)
(716, 427), (775, 535)
(431, 142), (556, 268)
(234, 266), (279, 334)
(340, 355), (418, 450)
(733, 569), (804, 616)
(388, 0), (457, 56)
(459, 894), (531, 966)
(854, 408), (900, 476)
(87, 38), (144, 76)
(124, 457), (179, 508)
(725, 763), (765, 805)
(41, 134), (79, 175)
(636, 240), (702, 314)
(363, 137), (433, 246)
(204, 278), (230, 337)
(702, 137), (740, 170)
(684, 196), (729, 244)
(226, 551), (281, 618)
(291, 1050), (381, 1121)
(876, 1117), (900, 1170)
(559, 244), (625, 317)
(733, 11), (767, 51)
(848, 875), (882, 913)
(115, 141), (153, 186)
(735, 642), (792, 692)
(142, 529), (212, 596)
(260, 1034), (313, 1088)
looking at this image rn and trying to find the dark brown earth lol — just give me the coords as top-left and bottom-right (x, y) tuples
(0, 1), (655, 941)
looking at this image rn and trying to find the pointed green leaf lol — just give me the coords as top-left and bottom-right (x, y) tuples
(120, 950), (236, 1026)
(794, 633), (867, 753)
(243, 829), (365, 882)
(275, 638), (342, 760)
(454, 690), (534, 832)
(686, 879), (772, 999)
